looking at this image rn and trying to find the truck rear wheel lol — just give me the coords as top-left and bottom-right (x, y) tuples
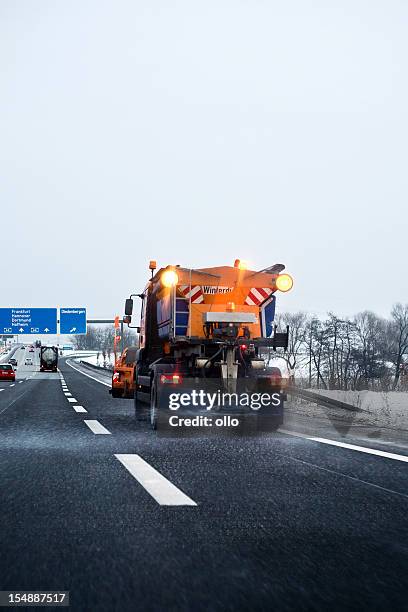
(150, 380), (158, 430)
(134, 389), (148, 422)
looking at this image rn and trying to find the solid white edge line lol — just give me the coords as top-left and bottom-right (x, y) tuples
(115, 454), (197, 507)
(73, 406), (87, 413)
(66, 360), (111, 387)
(281, 430), (408, 463)
(84, 419), (111, 434)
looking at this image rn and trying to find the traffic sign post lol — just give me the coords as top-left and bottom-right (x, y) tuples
(59, 308), (87, 335)
(0, 308), (57, 335)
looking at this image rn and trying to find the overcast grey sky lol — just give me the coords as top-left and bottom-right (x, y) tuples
(1, 0), (407, 323)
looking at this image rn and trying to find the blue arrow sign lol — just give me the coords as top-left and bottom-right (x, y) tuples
(60, 308), (87, 335)
(0, 308), (57, 334)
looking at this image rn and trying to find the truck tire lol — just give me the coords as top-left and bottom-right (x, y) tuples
(150, 379), (158, 430)
(134, 389), (148, 422)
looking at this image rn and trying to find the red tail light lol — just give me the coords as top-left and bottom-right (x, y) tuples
(160, 374), (183, 385)
(112, 371), (120, 382)
(270, 373), (282, 386)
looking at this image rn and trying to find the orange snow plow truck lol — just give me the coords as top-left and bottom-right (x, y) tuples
(110, 346), (138, 398)
(115, 259), (293, 430)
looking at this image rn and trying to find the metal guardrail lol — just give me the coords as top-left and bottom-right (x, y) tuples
(288, 387), (360, 412)
(79, 359), (113, 373)
(0, 344), (22, 364)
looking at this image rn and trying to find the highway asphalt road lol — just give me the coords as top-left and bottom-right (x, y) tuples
(0, 351), (407, 611)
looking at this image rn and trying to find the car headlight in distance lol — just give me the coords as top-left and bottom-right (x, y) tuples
(275, 273), (293, 292)
(161, 270), (179, 287)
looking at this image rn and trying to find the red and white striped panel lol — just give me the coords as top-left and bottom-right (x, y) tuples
(179, 285), (204, 303)
(245, 287), (273, 306)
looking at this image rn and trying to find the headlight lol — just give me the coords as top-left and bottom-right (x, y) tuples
(275, 273), (293, 292)
(161, 270), (179, 287)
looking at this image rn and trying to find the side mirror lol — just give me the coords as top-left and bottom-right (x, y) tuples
(125, 299), (133, 316)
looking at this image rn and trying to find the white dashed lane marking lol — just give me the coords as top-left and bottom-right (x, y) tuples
(115, 454), (197, 507)
(67, 398), (77, 403)
(84, 420), (111, 434)
(73, 406), (87, 413)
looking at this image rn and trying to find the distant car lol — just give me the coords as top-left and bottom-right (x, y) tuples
(0, 364), (15, 381)
(25, 357), (33, 366)
(9, 358), (17, 366)
(20, 346), (25, 349)
(29, 348), (34, 352)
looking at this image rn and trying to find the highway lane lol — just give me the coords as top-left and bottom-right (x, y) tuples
(0, 345), (39, 397)
(0, 357), (406, 611)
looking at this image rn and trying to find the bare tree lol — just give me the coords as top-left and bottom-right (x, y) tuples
(352, 311), (386, 389)
(388, 303), (408, 389)
(275, 311), (309, 381)
(72, 326), (138, 352)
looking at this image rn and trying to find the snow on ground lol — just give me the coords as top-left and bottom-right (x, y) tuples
(61, 349), (99, 358)
(310, 389), (408, 427)
(266, 358), (408, 430)
(0, 344), (21, 363)
(78, 353), (115, 370)
(289, 389), (408, 430)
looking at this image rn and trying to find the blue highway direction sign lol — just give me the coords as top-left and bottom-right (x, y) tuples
(0, 308), (57, 334)
(60, 308), (87, 335)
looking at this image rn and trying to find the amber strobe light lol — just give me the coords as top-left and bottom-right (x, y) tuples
(275, 273), (293, 292)
(234, 259), (248, 270)
(161, 269), (179, 287)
